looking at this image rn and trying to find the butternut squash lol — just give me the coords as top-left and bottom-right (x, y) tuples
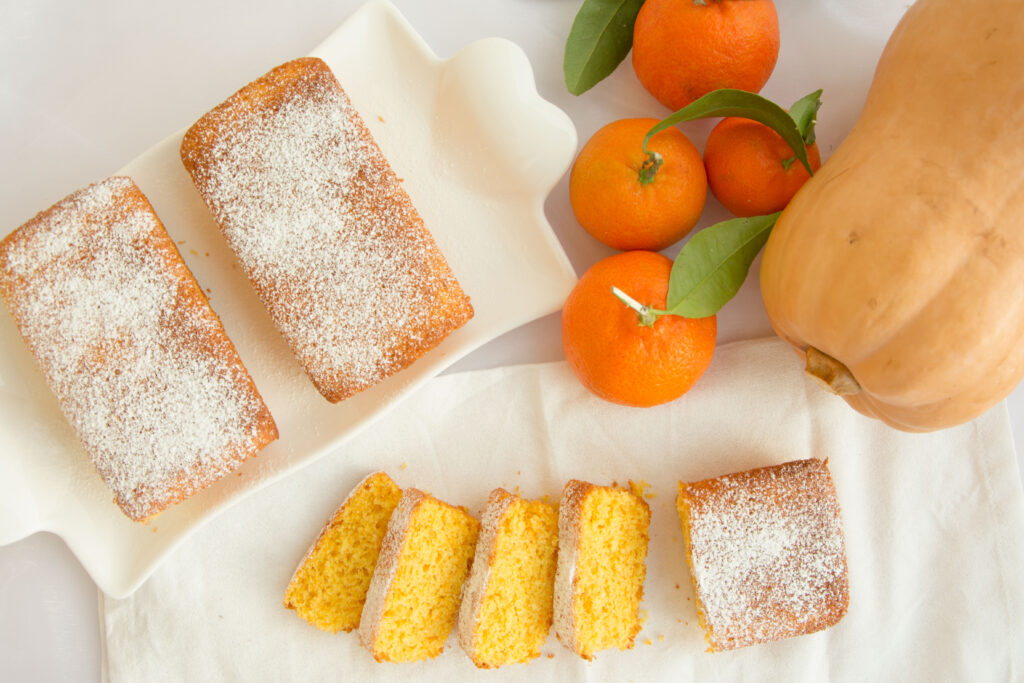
(760, 0), (1024, 432)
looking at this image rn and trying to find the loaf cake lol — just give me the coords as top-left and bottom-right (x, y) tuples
(284, 471), (402, 632)
(553, 480), (651, 660)
(676, 458), (849, 651)
(359, 488), (479, 662)
(0, 176), (278, 522)
(180, 57), (474, 403)
(458, 489), (559, 668)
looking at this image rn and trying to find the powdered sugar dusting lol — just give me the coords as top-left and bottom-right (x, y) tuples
(180, 58), (472, 402)
(0, 177), (277, 521)
(679, 458), (849, 650)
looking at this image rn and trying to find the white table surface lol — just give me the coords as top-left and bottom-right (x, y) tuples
(1, 1), (1020, 680)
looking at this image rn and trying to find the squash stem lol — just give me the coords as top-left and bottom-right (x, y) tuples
(611, 286), (662, 327)
(805, 346), (860, 395)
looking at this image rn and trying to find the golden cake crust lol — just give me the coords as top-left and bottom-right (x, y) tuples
(0, 176), (278, 521)
(457, 488), (518, 666)
(358, 488), (425, 658)
(180, 57), (473, 403)
(552, 480), (590, 658)
(677, 458), (849, 651)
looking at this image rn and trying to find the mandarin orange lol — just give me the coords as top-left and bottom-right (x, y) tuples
(561, 251), (716, 407)
(632, 0), (780, 111)
(704, 116), (822, 217)
(569, 118), (707, 251)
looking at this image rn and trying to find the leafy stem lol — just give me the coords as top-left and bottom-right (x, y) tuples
(643, 88), (823, 175)
(779, 89), (823, 171)
(611, 211), (782, 323)
(788, 89), (824, 145)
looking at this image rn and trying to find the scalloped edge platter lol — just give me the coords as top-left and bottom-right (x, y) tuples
(0, 0), (577, 598)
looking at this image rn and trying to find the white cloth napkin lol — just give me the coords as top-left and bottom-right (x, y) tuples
(100, 337), (1024, 682)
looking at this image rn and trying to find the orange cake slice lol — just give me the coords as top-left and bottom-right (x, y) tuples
(284, 471), (402, 632)
(0, 176), (278, 521)
(457, 488), (559, 668)
(676, 458), (849, 651)
(553, 480), (651, 660)
(358, 488), (479, 662)
(180, 57), (473, 403)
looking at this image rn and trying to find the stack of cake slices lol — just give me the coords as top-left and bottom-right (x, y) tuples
(284, 470), (652, 666)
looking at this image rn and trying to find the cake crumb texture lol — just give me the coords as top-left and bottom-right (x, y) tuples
(359, 489), (479, 662)
(676, 458), (849, 651)
(554, 480), (651, 660)
(284, 472), (402, 632)
(458, 488), (559, 668)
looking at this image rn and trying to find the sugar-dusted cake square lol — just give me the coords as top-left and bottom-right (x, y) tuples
(676, 458), (849, 651)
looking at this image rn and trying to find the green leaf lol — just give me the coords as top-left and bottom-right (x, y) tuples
(644, 89), (815, 175)
(788, 89), (823, 144)
(664, 212), (780, 318)
(564, 0), (646, 96)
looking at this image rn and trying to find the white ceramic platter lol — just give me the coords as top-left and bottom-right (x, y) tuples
(0, 0), (577, 598)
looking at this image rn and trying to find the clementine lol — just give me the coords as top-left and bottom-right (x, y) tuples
(632, 0), (780, 111)
(569, 118), (707, 251)
(703, 116), (822, 217)
(561, 251), (717, 407)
